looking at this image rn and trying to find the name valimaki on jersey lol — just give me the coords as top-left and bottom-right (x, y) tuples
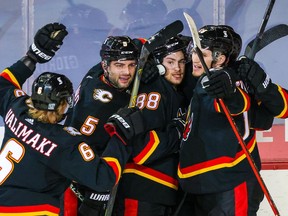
(5, 108), (58, 156)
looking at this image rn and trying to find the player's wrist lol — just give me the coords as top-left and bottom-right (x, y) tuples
(20, 55), (37, 72)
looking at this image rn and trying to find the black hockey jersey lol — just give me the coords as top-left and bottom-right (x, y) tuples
(65, 64), (131, 154)
(117, 76), (187, 206)
(257, 83), (288, 118)
(178, 77), (262, 194)
(0, 61), (130, 215)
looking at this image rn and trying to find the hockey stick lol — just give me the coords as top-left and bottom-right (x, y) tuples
(183, 12), (280, 216)
(246, 0), (275, 59)
(104, 20), (184, 216)
(244, 24), (288, 57)
(129, 20), (184, 107)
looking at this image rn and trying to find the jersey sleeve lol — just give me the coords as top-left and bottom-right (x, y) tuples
(25, 130), (131, 192)
(257, 83), (288, 118)
(0, 61), (33, 116)
(130, 126), (181, 165)
(249, 100), (274, 130)
(214, 87), (251, 115)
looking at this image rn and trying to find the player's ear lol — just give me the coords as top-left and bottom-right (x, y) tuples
(214, 54), (226, 68)
(101, 60), (108, 72)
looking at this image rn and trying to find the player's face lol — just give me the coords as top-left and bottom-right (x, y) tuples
(162, 51), (186, 87)
(191, 48), (213, 77)
(191, 48), (227, 77)
(107, 60), (137, 89)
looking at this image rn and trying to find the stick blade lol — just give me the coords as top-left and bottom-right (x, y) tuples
(183, 12), (202, 49)
(144, 20), (184, 52)
(245, 24), (288, 57)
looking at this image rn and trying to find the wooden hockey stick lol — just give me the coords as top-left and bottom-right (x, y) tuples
(104, 20), (184, 216)
(183, 12), (280, 216)
(128, 20), (184, 107)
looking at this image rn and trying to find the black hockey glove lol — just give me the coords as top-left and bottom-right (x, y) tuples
(104, 107), (146, 145)
(78, 190), (110, 216)
(141, 59), (165, 84)
(202, 68), (237, 99)
(236, 56), (271, 94)
(27, 23), (68, 63)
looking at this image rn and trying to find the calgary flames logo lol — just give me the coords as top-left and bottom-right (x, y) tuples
(93, 89), (113, 103)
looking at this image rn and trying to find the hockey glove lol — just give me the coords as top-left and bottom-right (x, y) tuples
(104, 107), (146, 145)
(141, 58), (166, 84)
(202, 68), (237, 99)
(27, 23), (68, 63)
(236, 56), (271, 94)
(78, 190), (110, 216)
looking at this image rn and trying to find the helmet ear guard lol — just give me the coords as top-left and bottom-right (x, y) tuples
(157, 64), (166, 76)
(31, 72), (74, 111)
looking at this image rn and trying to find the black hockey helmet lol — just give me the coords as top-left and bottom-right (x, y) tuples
(100, 36), (139, 62)
(153, 35), (187, 63)
(31, 72), (74, 111)
(229, 29), (242, 63)
(195, 25), (242, 64)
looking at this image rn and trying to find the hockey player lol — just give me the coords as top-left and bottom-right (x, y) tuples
(111, 35), (188, 216)
(236, 57), (288, 119)
(177, 25), (264, 216)
(0, 23), (143, 215)
(62, 36), (140, 215)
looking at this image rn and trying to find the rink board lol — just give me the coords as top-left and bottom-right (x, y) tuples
(257, 123), (288, 170)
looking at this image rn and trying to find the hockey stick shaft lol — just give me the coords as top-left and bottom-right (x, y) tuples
(129, 45), (150, 107)
(183, 12), (280, 216)
(218, 100), (280, 216)
(245, 24), (288, 57)
(105, 20), (184, 216)
(247, 0), (275, 59)
(129, 20), (184, 108)
(203, 38), (282, 216)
